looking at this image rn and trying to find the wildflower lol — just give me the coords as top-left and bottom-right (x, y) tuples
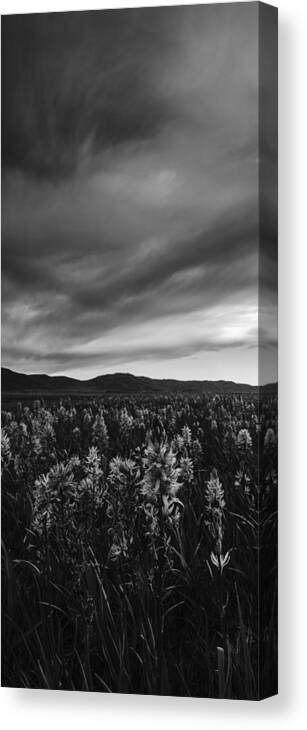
(180, 455), (194, 483)
(119, 408), (134, 434)
(190, 437), (203, 469)
(223, 426), (236, 450)
(109, 532), (129, 562)
(141, 441), (182, 501)
(237, 428), (252, 450)
(1, 431), (12, 471)
(83, 409), (92, 428)
(161, 494), (183, 527)
(264, 470), (278, 493)
(205, 469), (227, 560)
(181, 425), (192, 446)
(143, 502), (159, 536)
(31, 434), (43, 457)
(109, 456), (139, 489)
(210, 550), (230, 573)
(234, 468), (251, 494)
(140, 440), (184, 532)
(264, 427), (276, 448)
(172, 434), (184, 452)
(78, 447), (105, 510)
(2, 411), (12, 427)
(205, 469), (225, 513)
(32, 458), (79, 534)
(92, 412), (109, 452)
(84, 446), (102, 480)
(107, 456), (140, 555)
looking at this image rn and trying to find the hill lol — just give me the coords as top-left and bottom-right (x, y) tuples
(1, 367), (277, 396)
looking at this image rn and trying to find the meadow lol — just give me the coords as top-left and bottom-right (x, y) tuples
(1, 391), (277, 698)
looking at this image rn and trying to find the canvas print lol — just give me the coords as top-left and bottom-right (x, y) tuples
(1, 3), (278, 699)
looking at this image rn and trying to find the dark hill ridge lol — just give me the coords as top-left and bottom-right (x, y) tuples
(1, 367), (277, 395)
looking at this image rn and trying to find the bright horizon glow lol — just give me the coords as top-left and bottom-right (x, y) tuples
(3, 343), (278, 387)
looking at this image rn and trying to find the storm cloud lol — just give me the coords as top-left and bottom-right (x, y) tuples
(1, 3), (277, 384)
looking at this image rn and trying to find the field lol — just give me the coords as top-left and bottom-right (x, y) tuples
(1, 391), (277, 698)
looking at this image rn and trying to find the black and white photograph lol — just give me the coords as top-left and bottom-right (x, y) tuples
(1, 2), (277, 699)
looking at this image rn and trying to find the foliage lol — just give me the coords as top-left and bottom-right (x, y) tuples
(1, 391), (277, 697)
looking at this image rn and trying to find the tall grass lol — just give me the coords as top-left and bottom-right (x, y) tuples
(1, 392), (277, 697)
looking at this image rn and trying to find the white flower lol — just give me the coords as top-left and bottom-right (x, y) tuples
(180, 456), (194, 483)
(141, 441), (182, 499)
(237, 428), (252, 450)
(210, 551), (230, 573)
(1, 431), (12, 470)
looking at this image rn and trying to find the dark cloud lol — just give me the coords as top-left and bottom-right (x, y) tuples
(1, 4), (277, 384)
(2, 8), (179, 179)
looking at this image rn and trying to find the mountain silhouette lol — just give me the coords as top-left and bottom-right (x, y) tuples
(1, 367), (277, 395)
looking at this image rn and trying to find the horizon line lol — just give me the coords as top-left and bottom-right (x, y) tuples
(1, 365), (277, 389)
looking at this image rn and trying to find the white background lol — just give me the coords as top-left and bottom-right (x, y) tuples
(1, 0), (306, 727)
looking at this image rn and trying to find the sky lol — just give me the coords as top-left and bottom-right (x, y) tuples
(1, 3), (277, 384)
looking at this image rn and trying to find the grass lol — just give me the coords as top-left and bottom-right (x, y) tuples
(1, 392), (277, 697)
